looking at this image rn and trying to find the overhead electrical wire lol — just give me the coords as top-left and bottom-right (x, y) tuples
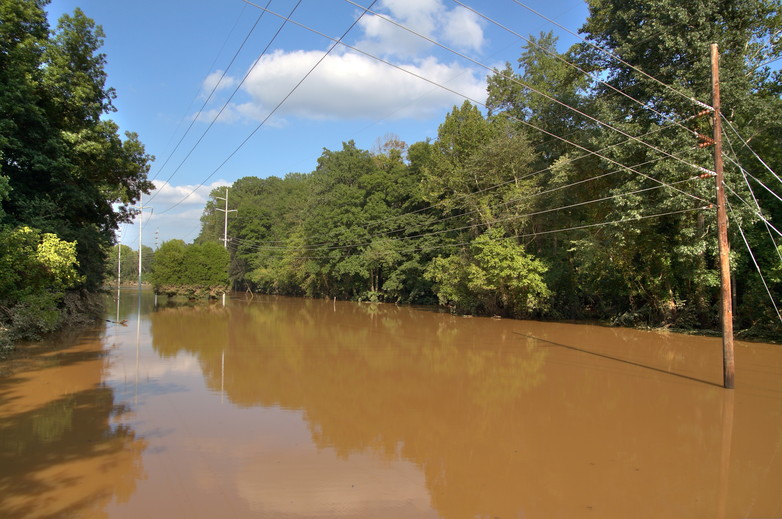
(149, 3), (251, 183)
(338, 0), (714, 179)
(155, 0), (379, 216)
(447, 0), (704, 138)
(230, 174), (705, 254)
(727, 198), (782, 324)
(723, 181), (782, 237)
(233, 0), (710, 214)
(722, 126), (782, 262)
(165, 0), (717, 247)
(148, 0), (301, 207)
(146, 2), (271, 192)
(508, 0), (714, 112)
(159, 0), (713, 218)
(721, 114), (782, 187)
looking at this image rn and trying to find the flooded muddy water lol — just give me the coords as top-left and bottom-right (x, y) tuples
(1, 289), (780, 518)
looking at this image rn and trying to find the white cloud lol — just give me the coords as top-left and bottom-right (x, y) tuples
(223, 50), (485, 121)
(355, 0), (485, 58)
(440, 6), (485, 52)
(149, 179), (230, 207)
(190, 2), (488, 125)
(118, 180), (231, 246)
(356, 0), (443, 58)
(202, 70), (237, 97)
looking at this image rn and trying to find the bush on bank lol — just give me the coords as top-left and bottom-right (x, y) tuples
(151, 240), (230, 299)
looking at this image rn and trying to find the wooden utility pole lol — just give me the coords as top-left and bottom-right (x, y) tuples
(711, 43), (735, 389)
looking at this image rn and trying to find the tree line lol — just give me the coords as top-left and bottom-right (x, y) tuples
(194, 0), (780, 336)
(0, 0), (152, 350)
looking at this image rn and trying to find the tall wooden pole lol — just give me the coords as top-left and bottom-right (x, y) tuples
(711, 43), (735, 389)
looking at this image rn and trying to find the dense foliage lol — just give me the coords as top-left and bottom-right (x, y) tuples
(197, 0), (781, 335)
(0, 0), (152, 348)
(151, 240), (230, 298)
(104, 244), (153, 285)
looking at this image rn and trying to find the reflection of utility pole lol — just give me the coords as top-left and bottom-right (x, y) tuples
(215, 187), (237, 249)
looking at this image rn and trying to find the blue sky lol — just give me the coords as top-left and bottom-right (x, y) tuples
(46, 0), (590, 247)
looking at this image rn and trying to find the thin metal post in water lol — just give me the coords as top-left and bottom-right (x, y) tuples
(221, 349), (225, 404)
(711, 43), (735, 389)
(117, 229), (122, 289)
(138, 194), (143, 290)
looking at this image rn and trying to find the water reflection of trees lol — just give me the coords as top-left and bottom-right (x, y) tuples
(0, 336), (146, 519)
(147, 297), (755, 518)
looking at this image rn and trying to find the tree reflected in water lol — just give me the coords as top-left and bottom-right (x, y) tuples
(146, 295), (782, 519)
(0, 333), (146, 519)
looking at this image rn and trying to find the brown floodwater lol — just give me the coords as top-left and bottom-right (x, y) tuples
(1, 289), (780, 518)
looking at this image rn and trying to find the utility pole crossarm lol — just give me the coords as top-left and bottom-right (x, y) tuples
(216, 187), (237, 249)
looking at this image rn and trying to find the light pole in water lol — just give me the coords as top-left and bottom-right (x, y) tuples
(216, 187), (237, 249)
(216, 187), (236, 306)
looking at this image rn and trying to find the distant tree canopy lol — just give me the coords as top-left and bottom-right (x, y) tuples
(104, 244), (153, 284)
(0, 0), (153, 344)
(197, 0), (781, 336)
(151, 241), (230, 298)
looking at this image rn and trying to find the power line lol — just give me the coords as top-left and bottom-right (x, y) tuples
(234, 1), (710, 213)
(230, 174), (704, 254)
(508, 0), (714, 111)
(727, 198), (782, 325)
(173, 1), (709, 241)
(149, 0), (302, 208)
(448, 0), (704, 137)
(340, 0), (713, 178)
(164, 0), (711, 220)
(723, 181), (782, 237)
(147, 2), (271, 192)
(149, 3), (251, 183)
(721, 114), (782, 187)
(156, 0), (378, 216)
(722, 126), (782, 262)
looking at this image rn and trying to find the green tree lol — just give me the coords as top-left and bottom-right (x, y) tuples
(421, 101), (539, 237)
(0, 226), (83, 341)
(151, 240), (229, 298)
(426, 228), (550, 317)
(568, 0), (782, 327)
(151, 239), (187, 288)
(486, 31), (590, 164)
(105, 244), (153, 283)
(0, 2), (153, 289)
